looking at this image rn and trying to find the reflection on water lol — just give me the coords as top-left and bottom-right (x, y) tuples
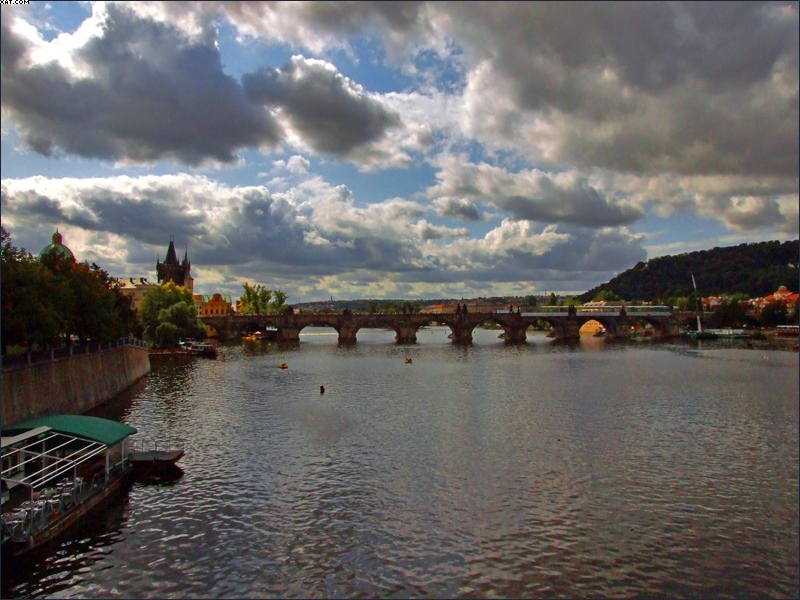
(3, 328), (798, 598)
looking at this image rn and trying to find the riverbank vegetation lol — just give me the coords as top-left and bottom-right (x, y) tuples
(237, 282), (290, 315)
(139, 281), (206, 348)
(1, 226), (138, 355)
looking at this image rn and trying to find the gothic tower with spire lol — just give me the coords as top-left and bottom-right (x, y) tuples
(156, 238), (193, 292)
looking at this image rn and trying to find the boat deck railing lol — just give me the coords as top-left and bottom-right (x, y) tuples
(1, 473), (99, 543)
(1, 459), (132, 544)
(130, 437), (185, 455)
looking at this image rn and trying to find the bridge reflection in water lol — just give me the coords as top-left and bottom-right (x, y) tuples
(201, 306), (680, 345)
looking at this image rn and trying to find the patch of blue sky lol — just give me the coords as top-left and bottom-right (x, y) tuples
(0, 127), (97, 180)
(326, 37), (416, 94)
(633, 208), (731, 257)
(216, 21), (295, 79)
(27, 1), (91, 42)
(313, 160), (437, 205)
(412, 46), (466, 94)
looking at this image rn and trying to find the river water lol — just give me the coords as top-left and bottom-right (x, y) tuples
(3, 328), (799, 599)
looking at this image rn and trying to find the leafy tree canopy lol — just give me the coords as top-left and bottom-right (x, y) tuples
(1, 225), (136, 353)
(140, 281), (206, 347)
(238, 282), (289, 315)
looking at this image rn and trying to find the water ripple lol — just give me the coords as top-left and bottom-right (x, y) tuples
(4, 337), (798, 598)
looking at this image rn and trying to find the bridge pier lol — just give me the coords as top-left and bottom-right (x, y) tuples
(395, 325), (418, 344)
(502, 323), (528, 344)
(450, 321), (474, 345)
(277, 327), (301, 343)
(604, 320), (629, 339)
(338, 324), (358, 344)
(550, 320), (581, 341)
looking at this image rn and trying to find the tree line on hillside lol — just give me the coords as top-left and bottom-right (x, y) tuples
(579, 240), (799, 303)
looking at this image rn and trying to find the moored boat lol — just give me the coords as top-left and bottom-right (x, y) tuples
(130, 439), (185, 482)
(702, 328), (750, 339)
(1, 415), (137, 559)
(775, 325), (799, 337)
(180, 340), (218, 358)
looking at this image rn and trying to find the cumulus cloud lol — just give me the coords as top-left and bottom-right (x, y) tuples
(2, 2), (796, 300)
(243, 55), (402, 157)
(427, 156), (644, 228)
(437, 2), (798, 179)
(593, 172), (799, 233)
(2, 172), (649, 299)
(124, 1), (431, 58)
(433, 197), (481, 221)
(1, 3), (280, 166)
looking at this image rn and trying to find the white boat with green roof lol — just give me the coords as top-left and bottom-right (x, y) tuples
(1, 415), (163, 558)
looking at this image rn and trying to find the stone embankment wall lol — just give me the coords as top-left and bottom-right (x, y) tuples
(2, 340), (150, 426)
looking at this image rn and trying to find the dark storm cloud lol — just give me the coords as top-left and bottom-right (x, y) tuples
(392, 225), (646, 289)
(433, 197), (481, 221)
(495, 179), (643, 228)
(0, 4), (280, 165)
(243, 56), (401, 155)
(287, 1), (427, 36)
(1, 187), (64, 225)
(429, 160), (644, 228)
(442, 2), (798, 111)
(435, 1), (798, 178)
(1, 182), (207, 246)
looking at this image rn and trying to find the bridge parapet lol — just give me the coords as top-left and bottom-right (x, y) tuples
(200, 308), (679, 344)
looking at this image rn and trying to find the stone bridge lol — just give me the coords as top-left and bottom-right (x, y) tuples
(201, 306), (681, 345)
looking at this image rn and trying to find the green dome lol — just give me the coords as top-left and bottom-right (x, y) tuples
(38, 230), (75, 261)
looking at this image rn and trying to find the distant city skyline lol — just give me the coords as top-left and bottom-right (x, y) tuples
(2, 2), (798, 303)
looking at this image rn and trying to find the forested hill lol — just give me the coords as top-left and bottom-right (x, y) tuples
(578, 239), (799, 302)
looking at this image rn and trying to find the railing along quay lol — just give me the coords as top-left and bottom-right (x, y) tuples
(1, 337), (148, 370)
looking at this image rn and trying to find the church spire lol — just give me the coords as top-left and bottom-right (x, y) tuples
(164, 240), (179, 265)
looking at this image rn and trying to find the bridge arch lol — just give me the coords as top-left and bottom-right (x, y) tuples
(202, 309), (680, 344)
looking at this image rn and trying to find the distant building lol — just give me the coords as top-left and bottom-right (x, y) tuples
(419, 304), (456, 314)
(750, 285), (799, 313)
(194, 293), (233, 317)
(38, 229), (75, 262)
(117, 277), (159, 313)
(156, 239), (193, 292)
(581, 300), (625, 308)
(702, 296), (725, 310)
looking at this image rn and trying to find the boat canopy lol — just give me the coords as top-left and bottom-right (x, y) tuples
(3, 415), (137, 447)
(1, 426), (52, 450)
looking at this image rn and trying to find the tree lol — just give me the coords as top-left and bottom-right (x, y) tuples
(712, 298), (747, 328)
(2, 226), (135, 353)
(270, 289), (288, 313)
(1, 245), (70, 353)
(593, 289), (621, 302)
(140, 282), (206, 347)
(549, 293), (558, 306)
(238, 283), (272, 315)
(238, 283), (290, 315)
(2, 227), (144, 352)
(760, 302), (788, 327)
(525, 295), (538, 308)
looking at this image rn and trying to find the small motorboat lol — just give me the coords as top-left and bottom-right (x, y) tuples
(404, 357), (413, 364)
(277, 362), (288, 369)
(181, 340), (218, 358)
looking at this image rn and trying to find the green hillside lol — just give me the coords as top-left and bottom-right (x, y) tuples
(579, 239), (799, 302)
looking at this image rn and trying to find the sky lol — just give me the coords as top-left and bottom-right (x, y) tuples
(1, 1), (798, 303)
